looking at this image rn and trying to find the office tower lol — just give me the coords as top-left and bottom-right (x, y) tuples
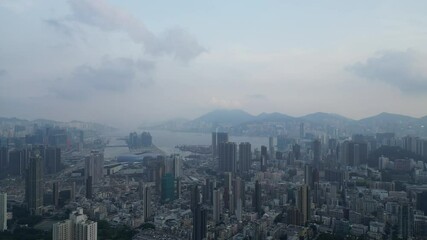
(300, 123), (305, 139)
(138, 181), (144, 200)
(253, 180), (262, 216)
(261, 145), (268, 160)
(173, 156), (181, 179)
(150, 157), (165, 194)
(399, 203), (412, 239)
(45, 147), (61, 175)
(141, 132), (152, 147)
(143, 184), (152, 222)
(128, 132), (139, 148)
(0, 193), (6, 231)
(277, 135), (292, 152)
(85, 151), (104, 185)
(238, 142), (251, 174)
(0, 147), (8, 178)
(53, 182), (60, 208)
(260, 145), (268, 171)
(269, 137), (275, 160)
(292, 144), (301, 161)
(224, 172), (234, 213)
(191, 185), (201, 212)
(176, 178), (182, 199)
(8, 148), (27, 176)
(287, 206), (304, 226)
(339, 141), (368, 166)
(239, 142), (252, 174)
(25, 153), (44, 215)
(202, 179), (211, 205)
(234, 177), (243, 221)
(71, 182), (76, 202)
(416, 191), (427, 214)
(213, 188), (221, 223)
(312, 139), (321, 167)
(161, 173), (175, 203)
(287, 151), (295, 166)
(192, 203), (207, 240)
(297, 184), (310, 225)
(218, 142), (237, 174)
(53, 219), (72, 240)
(86, 176), (93, 199)
(304, 165), (313, 188)
(212, 132), (229, 158)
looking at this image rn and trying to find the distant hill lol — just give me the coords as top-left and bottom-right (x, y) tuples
(157, 109), (427, 136)
(253, 112), (295, 122)
(359, 112), (418, 125)
(300, 112), (354, 126)
(191, 109), (255, 126)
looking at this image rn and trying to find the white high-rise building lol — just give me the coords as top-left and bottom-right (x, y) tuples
(0, 193), (7, 231)
(75, 220), (97, 240)
(53, 208), (97, 240)
(52, 220), (72, 240)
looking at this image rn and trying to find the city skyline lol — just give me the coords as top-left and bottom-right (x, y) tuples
(1, 0), (427, 128)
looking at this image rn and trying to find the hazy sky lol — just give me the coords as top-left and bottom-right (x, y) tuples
(1, 0), (427, 128)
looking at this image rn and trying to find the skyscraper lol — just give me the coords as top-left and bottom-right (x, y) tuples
(312, 139), (321, 167)
(304, 165), (313, 188)
(0, 147), (8, 179)
(85, 176), (93, 199)
(234, 177), (243, 221)
(192, 203), (207, 240)
(212, 132), (228, 158)
(224, 172), (234, 213)
(297, 184), (310, 225)
(238, 142), (251, 174)
(213, 188), (221, 223)
(191, 185), (201, 212)
(339, 141), (368, 166)
(25, 153), (44, 215)
(45, 147), (61, 175)
(300, 123), (305, 139)
(0, 193), (6, 231)
(172, 156), (181, 179)
(292, 144), (301, 161)
(143, 184), (153, 222)
(253, 180), (262, 216)
(85, 151), (104, 185)
(161, 173), (175, 203)
(218, 142), (237, 174)
(269, 137), (275, 160)
(53, 182), (60, 208)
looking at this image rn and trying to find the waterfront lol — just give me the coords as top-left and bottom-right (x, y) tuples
(104, 130), (270, 160)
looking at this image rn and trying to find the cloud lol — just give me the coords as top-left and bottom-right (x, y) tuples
(64, 0), (205, 61)
(52, 57), (154, 99)
(347, 50), (427, 93)
(247, 94), (267, 100)
(44, 19), (74, 36)
(0, 0), (33, 13)
(0, 69), (6, 77)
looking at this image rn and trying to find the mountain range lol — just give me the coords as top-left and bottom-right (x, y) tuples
(152, 109), (427, 137)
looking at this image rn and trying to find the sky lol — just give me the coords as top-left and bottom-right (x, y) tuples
(1, 0), (427, 128)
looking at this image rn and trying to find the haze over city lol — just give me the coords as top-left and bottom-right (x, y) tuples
(1, 0), (427, 128)
(4, 1), (427, 240)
